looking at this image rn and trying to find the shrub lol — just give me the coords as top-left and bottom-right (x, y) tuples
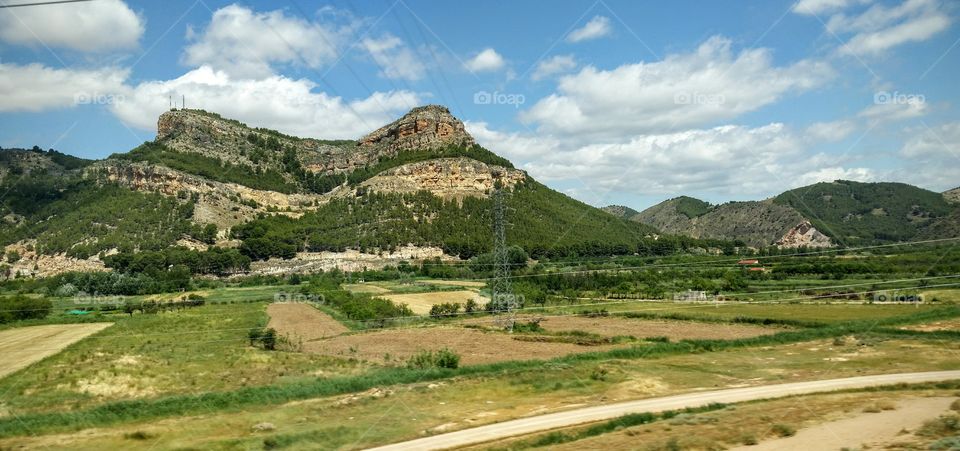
(248, 327), (264, 347)
(260, 328), (278, 351)
(0, 295), (52, 323)
(407, 348), (460, 369)
(772, 423), (796, 437)
(429, 302), (461, 318)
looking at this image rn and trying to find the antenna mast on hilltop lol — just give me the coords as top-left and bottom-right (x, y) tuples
(490, 177), (516, 329)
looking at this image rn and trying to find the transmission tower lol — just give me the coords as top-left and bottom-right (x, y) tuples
(490, 180), (515, 329)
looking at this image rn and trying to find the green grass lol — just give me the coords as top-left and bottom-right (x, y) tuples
(0, 302), (362, 416)
(0, 306), (956, 438)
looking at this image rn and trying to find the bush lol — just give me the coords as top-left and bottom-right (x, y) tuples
(0, 295), (52, 323)
(429, 302), (461, 318)
(772, 423), (796, 437)
(260, 328), (277, 351)
(407, 348), (460, 369)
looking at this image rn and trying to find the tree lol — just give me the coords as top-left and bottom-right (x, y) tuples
(260, 328), (277, 350)
(247, 327), (263, 346)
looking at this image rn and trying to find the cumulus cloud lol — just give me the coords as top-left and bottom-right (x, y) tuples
(112, 66), (419, 139)
(0, 63), (129, 112)
(566, 16), (612, 43)
(465, 48), (506, 72)
(362, 34), (426, 80)
(895, 122), (960, 189)
(521, 36), (834, 140)
(468, 120), (873, 198)
(183, 4), (346, 79)
(0, 0), (142, 52)
(531, 55), (577, 81)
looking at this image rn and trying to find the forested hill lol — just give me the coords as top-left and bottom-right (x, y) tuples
(609, 180), (960, 248)
(0, 105), (740, 279)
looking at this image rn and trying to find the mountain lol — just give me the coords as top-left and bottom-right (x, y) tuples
(1, 105), (708, 278)
(612, 180), (960, 248)
(600, 205), (640, 220)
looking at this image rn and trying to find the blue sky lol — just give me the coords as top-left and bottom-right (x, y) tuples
(0, 0), (957, 210)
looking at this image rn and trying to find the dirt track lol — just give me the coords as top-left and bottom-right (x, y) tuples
(0, 323), (113, 379)
(369, 370), (960, 451)
(266, 303), (349, 341)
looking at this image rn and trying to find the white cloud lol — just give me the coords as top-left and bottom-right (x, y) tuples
(901, 121), (960, 159)
(183, 4), (346, 79)
(796, 0), (952, 57)
(895, 121), (960, 190)
(792, 0), (870, 15)
(805, 120), (857, 142)
(465, 48), (505, 72)
(111, 66), (420, 139)
(521, 36), (834, 140)
(858, 96), (928, 122)
(362, 34), (426, 80)
(839, 10), (950, 56)
(0, 63), (129, 112)
(0, 0), (143, 52)
(531, 55), (577, 81)
(469, 120), (873, 198)
(566, 16), (612, 43)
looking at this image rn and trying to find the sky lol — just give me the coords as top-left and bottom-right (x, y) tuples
(0, 0), (958, 211)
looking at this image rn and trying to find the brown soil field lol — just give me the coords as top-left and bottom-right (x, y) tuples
(465, 314), (784, 341)
(304, 327), (621, 365)
(419, 279), (487, 288)
(382, 290), (487, 315)
(0, 323), (113, 379)
(267, 303), (349, 341)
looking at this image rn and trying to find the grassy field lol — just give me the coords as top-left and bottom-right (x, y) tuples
(0, 335), (956, 449)
(544, 300), (940, 324)
(0, 302), (365, 416)
(0, 283), (956, 449)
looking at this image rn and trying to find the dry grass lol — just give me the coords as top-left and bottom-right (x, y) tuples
(0, 323), (113, 379)
(382, 290), (487, 315)
(463, 314), (784, 341)
(305, 326), (622, 365)
(267, 303), (349, 342)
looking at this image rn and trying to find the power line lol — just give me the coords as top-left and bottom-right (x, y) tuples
(0, 0), (94, 8)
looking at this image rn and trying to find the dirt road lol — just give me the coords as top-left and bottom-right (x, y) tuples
(0, 323), (113, 379)
(368, 370), (960, 451)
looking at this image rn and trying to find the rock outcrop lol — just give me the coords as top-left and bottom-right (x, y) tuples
(775, 221), (833, 248)
(357, 157), (525, 199)
(87, 161), (326, 229)
(358, 105), (474, 155)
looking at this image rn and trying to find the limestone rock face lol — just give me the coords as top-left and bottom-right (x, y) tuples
(357, 157), (525, 199)
(358, 105), (474, 155)
(775, 221), (833, 248)
(87, 161), (326, 229)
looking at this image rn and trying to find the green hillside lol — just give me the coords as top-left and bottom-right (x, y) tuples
(773, 180), (956, 244)
(231, 179), (694, 261)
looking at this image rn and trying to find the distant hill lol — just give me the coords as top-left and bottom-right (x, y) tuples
(610, 180), (960, 248)
(600, 205), (639, 219)
(945, 187), (960, 204)
(2, 105), (722, 278)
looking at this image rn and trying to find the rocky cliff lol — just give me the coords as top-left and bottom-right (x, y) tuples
(357, 105), (474, 155)
(357, 157), (525, 200)
(774, 221), (833, 248)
